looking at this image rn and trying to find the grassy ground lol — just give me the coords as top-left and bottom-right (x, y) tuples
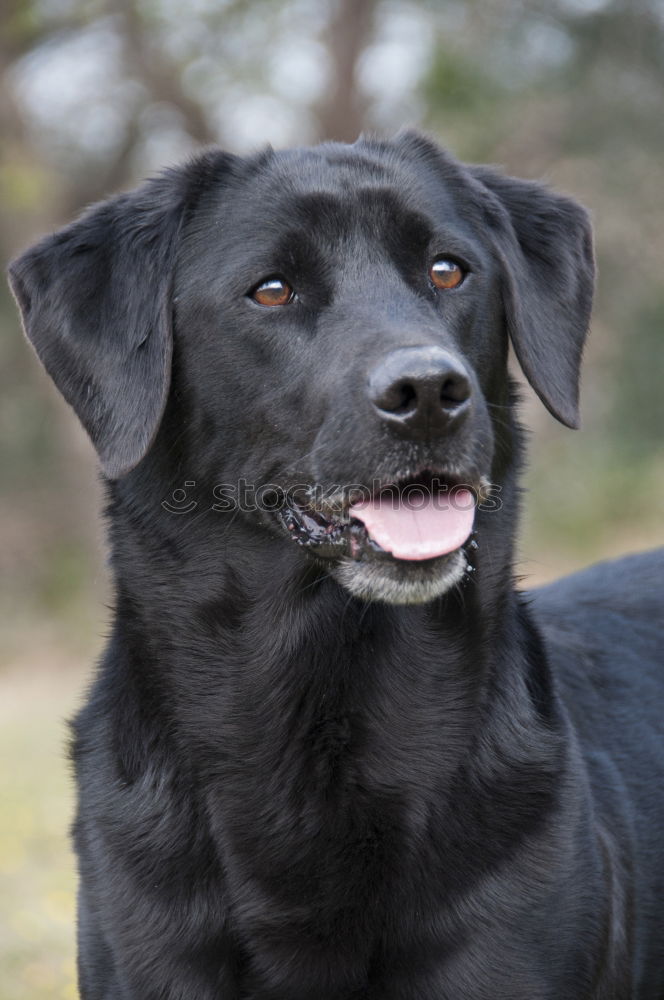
(0, 650), (89, 1000)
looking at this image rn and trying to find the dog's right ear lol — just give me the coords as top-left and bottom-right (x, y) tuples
(468, 165), (595, 429)
(8, 152), (231, 479)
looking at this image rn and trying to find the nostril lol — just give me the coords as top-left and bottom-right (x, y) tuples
(440, 374), (471, 408)
(393, 381), (417, 414)
(373, 379), (417, 415)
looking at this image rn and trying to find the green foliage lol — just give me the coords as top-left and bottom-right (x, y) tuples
(607, 294), (664, 458)
(423, 46), (501, 116)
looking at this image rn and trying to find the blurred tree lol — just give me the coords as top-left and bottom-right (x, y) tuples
(315, 0), (378, 141)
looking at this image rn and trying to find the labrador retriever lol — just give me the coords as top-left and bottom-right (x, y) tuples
(9, 130), (664, 999)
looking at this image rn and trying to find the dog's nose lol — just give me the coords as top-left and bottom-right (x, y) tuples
(367, 346), (472, 438)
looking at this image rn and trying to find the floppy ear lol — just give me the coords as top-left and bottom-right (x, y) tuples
(470, 166), (595, 428)
(7, 159), (218, 478)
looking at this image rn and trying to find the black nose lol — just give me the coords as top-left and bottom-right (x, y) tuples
(367, 346), (472, 439)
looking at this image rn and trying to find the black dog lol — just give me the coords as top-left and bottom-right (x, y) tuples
(9, 131), (664, 999)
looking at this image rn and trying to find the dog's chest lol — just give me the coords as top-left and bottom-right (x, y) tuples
(204, 743), (449, 991)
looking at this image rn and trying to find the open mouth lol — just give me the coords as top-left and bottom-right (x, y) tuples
(273, 471), (481, 565)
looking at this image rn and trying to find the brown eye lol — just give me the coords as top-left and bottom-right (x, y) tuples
(430, 258), (465, 290)
(251, 277), (295, 307)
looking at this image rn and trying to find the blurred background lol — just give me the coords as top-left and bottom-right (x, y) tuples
(1, 0), (663, 995)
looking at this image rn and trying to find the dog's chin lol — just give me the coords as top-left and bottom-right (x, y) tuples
(331, 548), (468, 605)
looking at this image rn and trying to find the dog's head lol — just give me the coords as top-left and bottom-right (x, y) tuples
(8, 132), (594, 605)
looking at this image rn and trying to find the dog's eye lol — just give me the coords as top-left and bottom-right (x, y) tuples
(250, 277), (295, 307)
(430, 259), (465, 290)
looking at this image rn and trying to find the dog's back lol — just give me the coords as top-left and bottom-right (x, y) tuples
(532, 548), (664, 990)
(533, 548), (664, 736)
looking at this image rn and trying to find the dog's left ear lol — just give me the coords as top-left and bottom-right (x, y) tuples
(7, 152), (232, 478)
(7, 173), (191, 479)
(470, 166), (595, 428)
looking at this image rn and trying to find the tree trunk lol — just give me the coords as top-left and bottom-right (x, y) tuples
(316, 0), (378, 143)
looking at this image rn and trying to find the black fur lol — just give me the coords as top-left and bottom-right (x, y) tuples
(8, 131), (664, 998)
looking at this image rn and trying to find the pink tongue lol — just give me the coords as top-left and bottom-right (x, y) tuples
(350, 488), (475, 562)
